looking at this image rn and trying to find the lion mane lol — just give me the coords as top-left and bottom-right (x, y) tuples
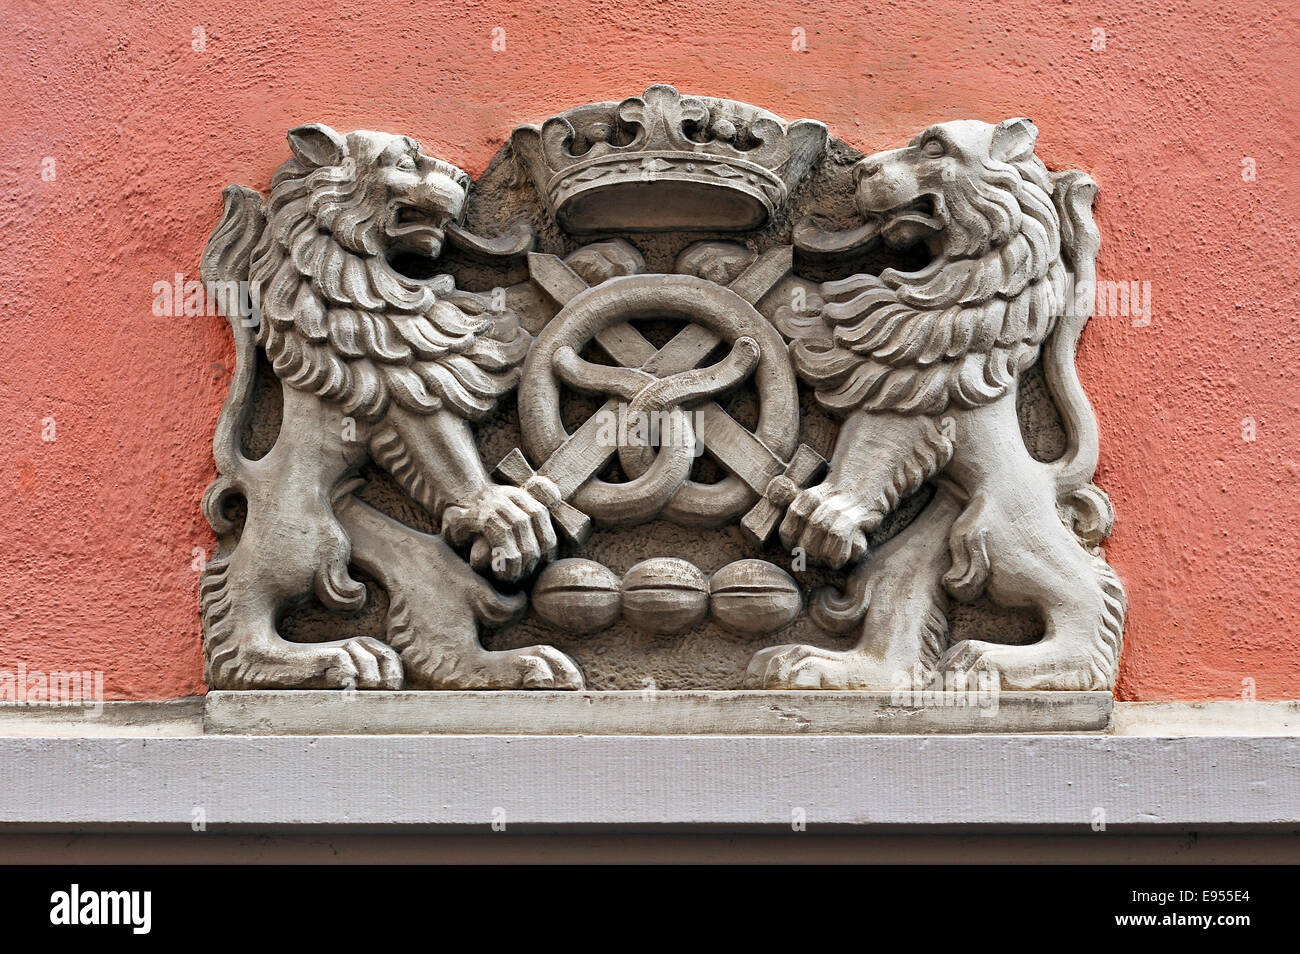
(781, 140), (1071, 417)
(250, 145), (530, 422)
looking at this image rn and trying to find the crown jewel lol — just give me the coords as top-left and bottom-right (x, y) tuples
(511, 85), (828, 233)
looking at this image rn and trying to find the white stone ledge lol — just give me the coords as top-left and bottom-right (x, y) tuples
(204, 689), (1113, 735)
(0, 700), (1297, 829)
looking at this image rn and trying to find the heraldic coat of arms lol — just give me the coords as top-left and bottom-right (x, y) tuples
(198, 86), (1124, 718)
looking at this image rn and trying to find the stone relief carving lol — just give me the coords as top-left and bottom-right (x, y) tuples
(199, 86), (1125, 694)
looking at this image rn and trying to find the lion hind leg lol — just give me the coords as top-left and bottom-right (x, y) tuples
(842, 488), (961, 672)
(937, 491), (1126, 691)
(201, 549), (402, 690)
(745, 490), (960, 689)
(201, 390), (399, 690)
(337, 495), (583, 690)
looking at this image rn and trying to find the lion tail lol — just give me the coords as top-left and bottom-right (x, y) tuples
(1044, 170), (1114, 547)
(200, 185), (266, 485)
(807, 562), (874, 635)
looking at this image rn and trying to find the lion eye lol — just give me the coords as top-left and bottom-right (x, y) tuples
(922, 139), (946, 158)
(395, 155), (417, 171)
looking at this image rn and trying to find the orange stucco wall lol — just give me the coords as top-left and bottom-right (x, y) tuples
(1, 0), (1297, 699)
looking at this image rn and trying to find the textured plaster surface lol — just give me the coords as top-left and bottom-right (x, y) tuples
(0, 0), (1296, 699)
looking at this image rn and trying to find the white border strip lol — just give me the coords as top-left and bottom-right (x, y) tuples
(4, 733), (1299, 828)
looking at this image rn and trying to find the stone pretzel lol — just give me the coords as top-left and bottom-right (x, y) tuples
(512, 250), (824, 534)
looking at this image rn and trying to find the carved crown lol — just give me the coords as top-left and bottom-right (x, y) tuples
(511, 85), (828, 233)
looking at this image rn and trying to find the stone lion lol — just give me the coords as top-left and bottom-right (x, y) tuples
(199, 123), (583, 690)
(748, 118), (1125, 691)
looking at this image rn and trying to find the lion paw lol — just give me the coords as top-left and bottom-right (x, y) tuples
(743, 644), (893, 690)
(935, 640), (1102, 691)
(219, 636), (404, 690)
(418, 645), (585, 690)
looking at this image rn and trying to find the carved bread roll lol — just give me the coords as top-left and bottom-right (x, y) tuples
(621, 558), (710, 634)
(531, 559), (623, 635)
(709, 559), (802, 634)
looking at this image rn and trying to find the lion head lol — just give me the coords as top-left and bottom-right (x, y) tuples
(277, 123), (470, 262)
(249, 124), (530, 422)
(854, 118), (1050, 257)
(784, 118), (1074, 416)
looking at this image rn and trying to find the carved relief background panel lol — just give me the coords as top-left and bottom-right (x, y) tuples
(199, 86), (1122, 696)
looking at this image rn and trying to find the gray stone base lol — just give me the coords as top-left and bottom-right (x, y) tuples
(203, 689), (1112, 735)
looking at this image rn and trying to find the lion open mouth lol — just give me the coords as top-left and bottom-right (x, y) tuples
(385, 204), (450, 278)
(387, 203), (446, 238)
(879, 194), (943, 230)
